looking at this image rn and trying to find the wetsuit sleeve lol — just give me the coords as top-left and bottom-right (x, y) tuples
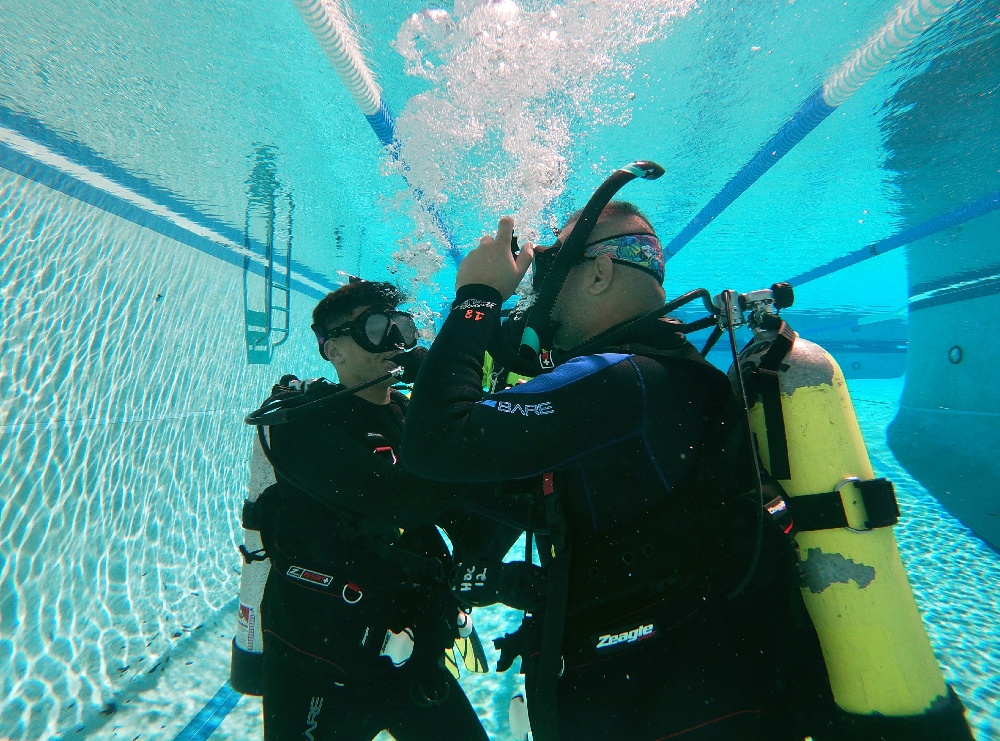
(401, 284), (650, 482)
(268, 417), (460, 530)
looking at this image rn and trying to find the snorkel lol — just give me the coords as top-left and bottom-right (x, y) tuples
(499, 160), (665, 375)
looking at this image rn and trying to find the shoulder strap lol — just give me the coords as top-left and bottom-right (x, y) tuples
(748, 320), (796, 480)
(530, 472), (570, 741)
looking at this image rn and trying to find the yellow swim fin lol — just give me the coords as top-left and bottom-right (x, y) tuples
(445, 610), (490, 677)
(454, 628), (489, 674)
(443, 645), (461, 679)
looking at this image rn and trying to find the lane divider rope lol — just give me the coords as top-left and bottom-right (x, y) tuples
(665, 0), (960, 259)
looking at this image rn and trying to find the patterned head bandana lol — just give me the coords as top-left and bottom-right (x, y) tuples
(582, 233), (665, 284)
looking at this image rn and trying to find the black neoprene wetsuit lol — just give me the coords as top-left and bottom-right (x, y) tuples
(401, 285), (836, 741)
(257, 387), (488, 741)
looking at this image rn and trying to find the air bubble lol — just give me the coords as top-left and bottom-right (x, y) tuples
(390, 0), (696, 255)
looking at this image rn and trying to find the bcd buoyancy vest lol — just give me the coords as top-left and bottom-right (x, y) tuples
(230, 379), (458, 693)
(487, 333), (754, 741)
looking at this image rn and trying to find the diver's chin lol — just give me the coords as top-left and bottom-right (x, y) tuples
(549, 323), (569, 348)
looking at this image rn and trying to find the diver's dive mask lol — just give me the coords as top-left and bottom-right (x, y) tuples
(531, 232), (665, 290)
(312, 307), (418, 358)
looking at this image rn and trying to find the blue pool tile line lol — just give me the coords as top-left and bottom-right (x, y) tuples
(787, 190), (1000, 289)
(0, 102), (339, 300)
(664, 88), (836, 257)
(171, 682), (241, 741)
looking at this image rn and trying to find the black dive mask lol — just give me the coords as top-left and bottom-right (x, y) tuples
(312, 308), (418, 358)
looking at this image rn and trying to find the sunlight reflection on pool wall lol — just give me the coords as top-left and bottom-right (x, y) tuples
(0, 168), (323, 739)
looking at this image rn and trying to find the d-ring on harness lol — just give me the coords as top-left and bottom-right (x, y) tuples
(342, 582), (364, 604)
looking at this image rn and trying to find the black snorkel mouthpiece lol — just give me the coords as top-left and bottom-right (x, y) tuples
(517, 160), (665, 367)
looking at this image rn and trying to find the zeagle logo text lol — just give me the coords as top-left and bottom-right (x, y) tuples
(594, 623), (656, 651)
(304, 696), (323, 740)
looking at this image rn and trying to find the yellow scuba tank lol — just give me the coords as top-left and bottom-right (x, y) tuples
(229, 430), (274, 696)
(737, 319), (950, 718)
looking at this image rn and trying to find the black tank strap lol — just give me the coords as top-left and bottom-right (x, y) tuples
(757, 369), (791, 480)
(752, 320), (796, 480)
(530, 472), (570, 741)
(242, 498), (260, 530)
(758, 320), (796, 372)
(239, 486), (279, 564)
(777, 478), (899, 532)
(238, 545), (268, 564)
(241, 484), (281, 530)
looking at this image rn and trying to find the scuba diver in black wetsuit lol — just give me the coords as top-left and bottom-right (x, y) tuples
(401, 201), (829, 741)
(400, 162), (976, 741)
(246, 280), (490, 741)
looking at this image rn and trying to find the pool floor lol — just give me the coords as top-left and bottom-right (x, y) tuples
(87, 379), (1000, 741)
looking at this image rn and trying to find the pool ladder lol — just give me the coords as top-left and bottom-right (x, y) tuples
(243, 146), (293, 365)
(243, 213), (292, 365)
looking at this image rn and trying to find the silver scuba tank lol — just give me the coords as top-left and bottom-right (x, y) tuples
(229, 430), (275, 695)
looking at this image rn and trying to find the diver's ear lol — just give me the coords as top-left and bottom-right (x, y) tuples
(588, 255), (615, 296)
(324, 338), (343, 364)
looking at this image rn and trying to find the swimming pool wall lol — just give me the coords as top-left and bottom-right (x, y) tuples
(0, 161), (327, 738)
(881, 13), (1000, 552)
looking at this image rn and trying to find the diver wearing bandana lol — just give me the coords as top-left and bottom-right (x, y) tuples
(401, 202), (836, 740)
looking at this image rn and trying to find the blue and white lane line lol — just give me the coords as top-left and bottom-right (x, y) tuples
(665, 0), (961, 259)
(171, 682), (242, 741)
(290, 0), (464, 267)
(0, 108), (339, 300)
(361, 99), (463, 268)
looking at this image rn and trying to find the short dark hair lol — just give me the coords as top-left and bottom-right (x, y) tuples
(312, 280), (406, 334)
(566, 200), (655, 234)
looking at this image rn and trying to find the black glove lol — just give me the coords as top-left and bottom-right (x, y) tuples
(395, 346), (428, 383)
(494, 615), (542, 672)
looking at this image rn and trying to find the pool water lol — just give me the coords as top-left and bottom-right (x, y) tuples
(0, 0), (997, 739)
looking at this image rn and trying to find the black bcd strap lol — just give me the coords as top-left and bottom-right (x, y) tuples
(241, 485), (281, 530)
(775, 478), (899, 533)
(753, 320), (796, 480)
